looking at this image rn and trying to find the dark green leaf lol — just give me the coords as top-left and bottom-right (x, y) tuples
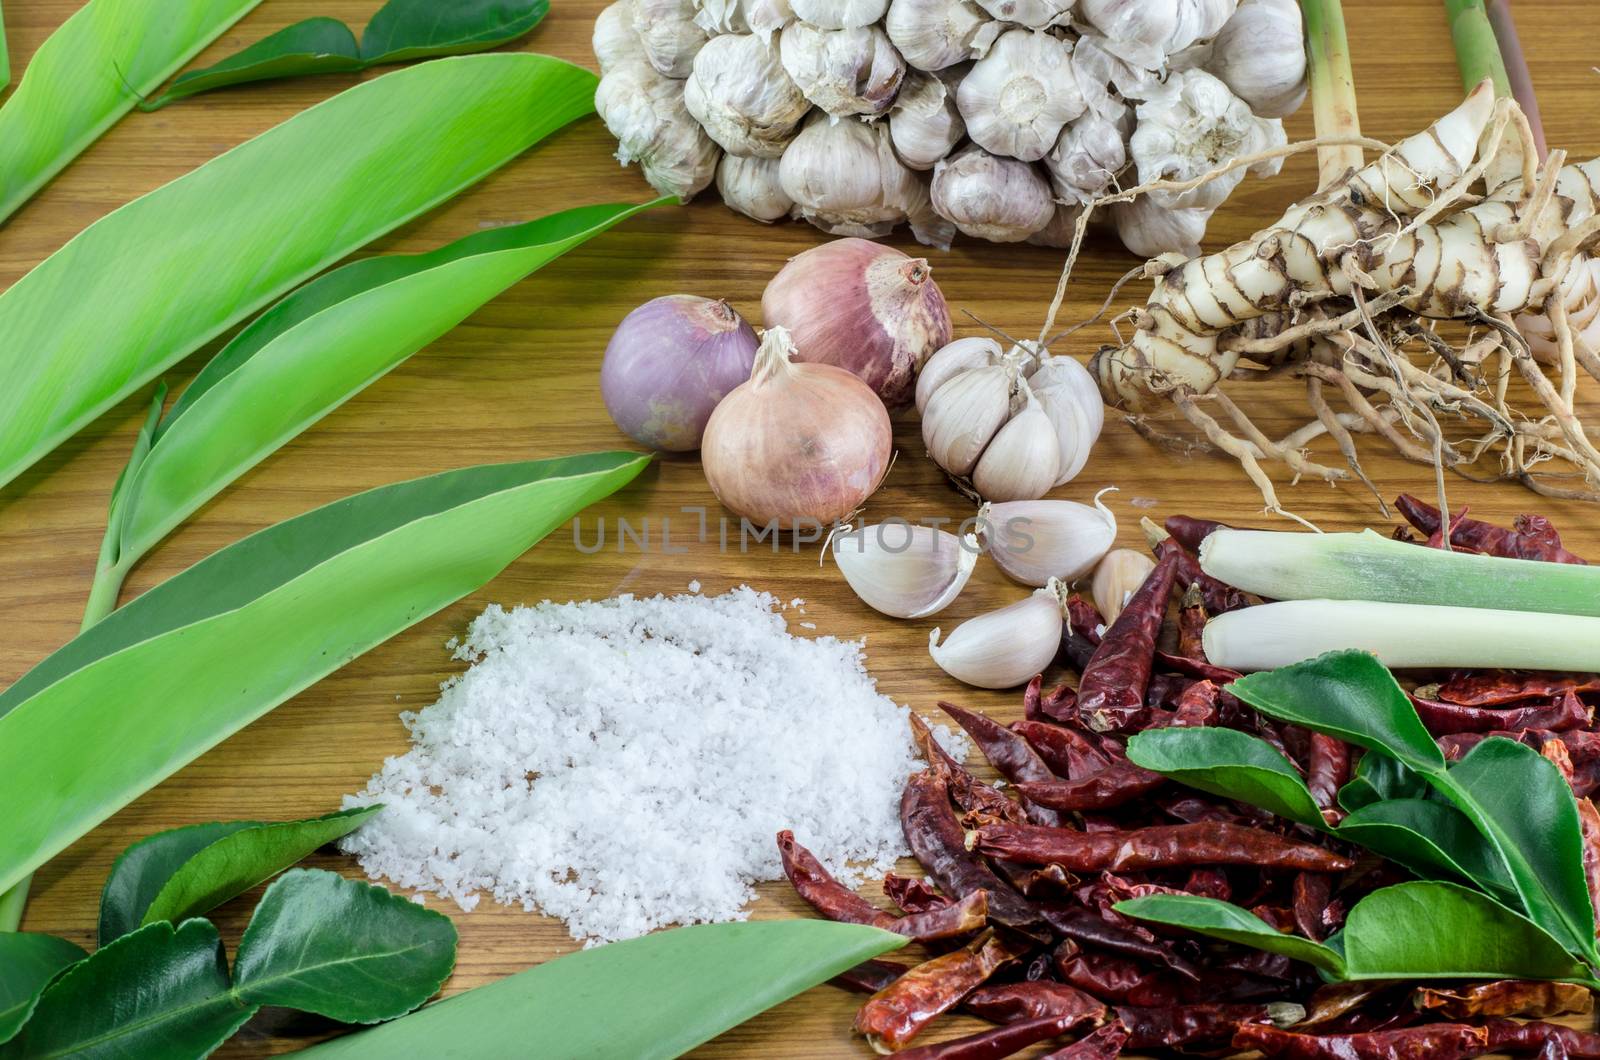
(1338, 751), (1427, 813)
(143, 19), (363, 108)
(296, 921), (907, 1059)
(1125, 727), (1325, 828)
(141, 808), (382, 931)
(98, 820), (258, 946)
(0, 934), (86, 1044)
(1114, 895), (1346, 976)
(1335, 799), (1517, 901)
(1435, 737), (1599, 964)
(0, 920), (253, 1059)
(362, 0), (550, 62)
(1228, 651), (1445, 774)
(1342, 881), (1591, 982)
(233, 869), (455, 1023)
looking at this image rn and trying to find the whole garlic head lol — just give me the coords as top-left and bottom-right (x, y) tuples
(779, 22), (905, 117)
(885, 0), (999, 72)
(717, 153), (794, 221)
(1044, 111), (1127, 203)
(779, 112), (924, 237)
(1130, 68), (1285, 212)
(1075, 0), (1238, 69)
(694, 0), (795, 35)
(1204, 0), (1307, 118)
(957, 29), (1086, 163)
(890, 71), (966, 170)
(685, 34), (809, 158)
(974, 0), (1073, 30)
(597, 60), (723, 201)
(594, 0), (647, 73)
(791, 0), (889, 28)
(931, 144), (1054, 243)
(1111, 196), (1210, 257)
(631, 0), (711, 77)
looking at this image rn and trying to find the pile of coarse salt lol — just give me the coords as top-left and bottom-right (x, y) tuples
(341, 585), (966, 944)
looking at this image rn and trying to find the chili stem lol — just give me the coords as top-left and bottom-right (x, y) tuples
(1299, 0), (1364, 188)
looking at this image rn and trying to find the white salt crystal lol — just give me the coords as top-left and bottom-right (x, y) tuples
(341, 586), (966, 945)
(687, 579), (701, 593)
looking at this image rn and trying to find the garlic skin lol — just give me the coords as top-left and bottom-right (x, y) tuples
(597, 61), (722, 201)
(890, 71), (966, 171)
(685, 34), (809, 158)
(929, 581), (1067, 689)
(931, 145), (1054, 244)
(984, 490), (1118, 586)
(1112, 196), (1209, 257)
(974, 0), (1073, 30)
(1044, 112), (1127, 204)
(631, 0), (711, 78)
(833, 525), (979, 618)
(717, 153), (794, 221)
(694, 0), (795, 35)
(915, 336), (1001, 414)
(779, 22), (905, 118)
(972, 383), (1061, 501)
(791, 0), (889, 29)
(594, 1), (647, 73)
(1029, 349), (1105, 444)
(922, 361), (1014, 475)
(1075, 0), (1238, 70)
(779, 113), (921, 238)
(1131, 68), (1286, 212)
(884, 0), (998, 72)
(1092, 547), (1155, 623)
(957, 29), (1086, 163)
(1204, 0), (1307, 118)
(1027, 203), (1086, 249)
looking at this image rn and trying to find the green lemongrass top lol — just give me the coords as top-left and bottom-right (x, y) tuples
(1299, 0), (1363, 186)
(1442, 0), (1512, 98)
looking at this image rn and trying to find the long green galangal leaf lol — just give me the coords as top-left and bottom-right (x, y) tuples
(108, 200), (666, 579)
(0, 53), (597, 494)
(298, 921), (908, 1059)
(0, 0), (10, 95)
(0, 0), (263, 223)
(145, 0), (550, 108)
(0, 452), (650, 895)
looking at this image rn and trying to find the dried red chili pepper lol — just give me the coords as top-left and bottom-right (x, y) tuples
(912, 714), (1025, 824)
(1023, 675), (1046, 723)
(1038, 1023), (1131, 1060)
(1410, 691), (1591, 735)
(1184, 868), (1233, 901)
(1155, 793), (1252, 826)
(1153, 650), (1243, 686)
(996, 861), (1077, 899)
(1144, 671), (1191, 711)
(1077, 546), (1180, 733)
(1068, 594), (1105, 642)
(1484, 1019), (1600, 1057)
(902, 771), (1048, 938)
(1292, 872), (1334, 941)
(1015, 765), (1166, 811)
(1576, 797), (1600, 933)
(1166, 540), (1255, 614)
(1296, 982), (1409, 1032)
(1165, 514), (1230, 551)
(884, 873), (951, 915)
(1395, 494), (1589, 564)
(1435, 670), (1600, 706)
(889, 1011), (1102, 1060)
(1413, 980), (1594, 1020)
(1116, 1002), (1303, 1050)
(1053, 939), (1186, 1006)
(1035, 901), (1202, 980)
(1235, 1021), (1492, 1059)
(779, 831), (990, 941)
(1177, 584), (1208, 660)
(1307, 734), (1352, 823)
(854, 930), (1024, 1052)
(1012, 721), (1116, 779)
(832, 958), (911, 994)
(939, 701), (1064, 826)
(1042, 683), (1078, 724)
(961, 981), (1108, 1025)
(970, 819), (1354, 873)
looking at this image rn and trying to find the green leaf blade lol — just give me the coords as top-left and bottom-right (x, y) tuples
(141, 808), (382, 930)
(1337, 751), (1427, 813)
(1114, 895), (1347, 976)
(233, 869), (455, 1023)
(0, 52), (598, 492)
(142, 18), (363, 109)
(1335, 799), (1517, 902)
(0, 0), (263, 223)
(98, 820), (259, 946)
(0, 934), (87, 1045)
(361, 0), (550, 63)
(1125, 727), (1327, 828)
(0, 452), (650, 895)
(296, 921), (906, 1059)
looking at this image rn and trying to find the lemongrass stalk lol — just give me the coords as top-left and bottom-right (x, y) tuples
(1484, 0), (1547, 158)
(1200, 528), (1600, 617)
(1442, 0), (1512, 100)
(1205, 599), (1600, 672)
(1299, 0), (1363, 188)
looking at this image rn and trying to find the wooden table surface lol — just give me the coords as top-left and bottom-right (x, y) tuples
(3, 0), (1599, 1055)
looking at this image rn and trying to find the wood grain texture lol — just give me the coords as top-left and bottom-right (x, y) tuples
(2, 1), (1597, 1055)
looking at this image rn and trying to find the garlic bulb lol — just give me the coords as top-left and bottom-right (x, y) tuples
(973, 0), (1073, 30)
(779, 22), (904, 118)
(984, 490), (1118, 586)
(1044, 112), (1127, 204)
(1092, 547), (1154, 622)
(972, 382), (1060, 501)
(597, 61), (722, 202)
(717, 154), (794, 221)
(929, 580), (1067, 689)
(931, 145), (1054, 243)
(957, 29), (1086, 163)
(791, 0), (889, 29)
(884, 0), (998, 72)
(1204, 0), (1307, 118)
(594, 0), (647, 73)
(1027, 203), (1087, 249)
(1075, 0), (1238, 70)
(779, 113), (922, 238)
(694, 0), (795, 35)
(915, 336), (1001, 414)
(631, 0), (711, 78)
(1131, 68), (1286, 212)
(1112, 196), (1209, 257)
(685, 34), (809, 158)
(833, 524), (979, 617)
(889, 71), (965, 171)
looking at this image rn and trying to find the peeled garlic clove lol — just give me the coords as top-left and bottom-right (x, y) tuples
(1092, 547), (1156, 623)
(916, 336), (1001, 415)
(779, 22), (905, 118)
(930, 144), (1055, 244)
(885, 0), (998, 72)
(972, 382), (1061, 502)
(686, 34), (810, 159)
(597, 61), (723, 202)
(631, 0), (710, 78)
(889, 71), (966, 171)
(984, 488), (1118, 587)
(833, 524), (979, 618)
(929, 580), (1066, 689)
(717, 154), (794, 221)
(922, 362), (1012, 475)
(594, 0), (647, 73)
(957, 29), (1085, 163)
(791, 0), (889, 28)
